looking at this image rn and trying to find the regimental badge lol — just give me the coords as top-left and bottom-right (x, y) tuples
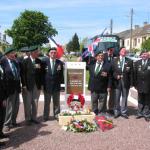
(35, 64), (41, 69)
(0, 66), (4, 79)
(138, 66), (141, 71)
(147, 66), (150, 70)
(126, 66), (130, 71)
(45, 66), (48, 72)
(57, 65), (61, 71)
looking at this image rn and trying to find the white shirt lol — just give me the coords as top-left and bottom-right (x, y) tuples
(95, 61), (103, 72)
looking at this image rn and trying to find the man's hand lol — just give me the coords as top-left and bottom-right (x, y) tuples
(2, 100), (7, 107)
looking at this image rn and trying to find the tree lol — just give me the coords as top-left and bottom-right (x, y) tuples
(66, 41), (73, 53)
(5, 10), (57, 49)
(66, 33), (80, 53)
(141, 37), (150, 51)
(72, 33), (80, 52)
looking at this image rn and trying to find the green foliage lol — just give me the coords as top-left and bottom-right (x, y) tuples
(141, 37), (150, 51)
(5, 10), (57, 49)
(72, 33), (80, 52)
(66, 41), (73, 53)
(66, 33), (80, 52)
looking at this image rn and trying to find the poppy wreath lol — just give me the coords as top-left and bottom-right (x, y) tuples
(67, 94), (85, 111)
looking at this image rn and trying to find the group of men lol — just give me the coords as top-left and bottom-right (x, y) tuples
(0, 46), (64, 147)
(0, 44), (150, 147)
(88, 46), (150, 121)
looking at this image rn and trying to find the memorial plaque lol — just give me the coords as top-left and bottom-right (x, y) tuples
(65, 62), (86, 96)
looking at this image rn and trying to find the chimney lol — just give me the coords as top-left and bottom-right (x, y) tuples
(143, 22), (148, 26)
(134, 25), (139, 29)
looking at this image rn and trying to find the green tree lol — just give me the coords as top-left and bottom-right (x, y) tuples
(141, 37), (150, 51)
(5, 10), (57, 49)
(72, 33), (80, 52)
(66, 41), (73, 53)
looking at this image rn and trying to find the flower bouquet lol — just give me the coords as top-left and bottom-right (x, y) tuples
(64, 119), (97, 133)
(95, 116), (113, 132)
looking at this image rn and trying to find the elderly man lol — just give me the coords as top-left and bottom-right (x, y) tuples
(21, 46), (43, 125)
(104, 46), (115, 115)
(0, 52), (8, 146)
(134, 50), (150, 121)
(42, 47), (64, 121)
(112, 47), (133, 119)
(88, 50), (112, 115)
(2, 47), (21, 132)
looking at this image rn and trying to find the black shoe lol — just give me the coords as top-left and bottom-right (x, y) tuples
(0, 141), (6, 147)
(145, 117), (150, 122)
(25, 121), (32, 126)
(108, 110), (114, 115)
(114, 114), (120, 118)
(31, 120), (40, 124)
(0, 133), (9, 139)
(136, 115), (143, 119)
(10, 123), (21, 128)
(121, 114), (129, 119)
(43, 118), (49, 122)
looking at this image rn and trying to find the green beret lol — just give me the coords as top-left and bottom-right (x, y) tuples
(20, 46), (30, 52)
(4, 46), (15, 55)
(29, 45), (40, 52)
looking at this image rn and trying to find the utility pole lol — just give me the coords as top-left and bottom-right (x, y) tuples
(110, 19), (113, 34)
(130, 8), (133, 52)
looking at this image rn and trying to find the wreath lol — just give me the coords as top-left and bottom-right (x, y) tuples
(67, 94), (85, 111)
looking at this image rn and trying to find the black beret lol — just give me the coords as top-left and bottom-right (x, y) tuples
(49, 47), (57, 52)
(107, 46), (114, 50)
(94, 50), (105, 57)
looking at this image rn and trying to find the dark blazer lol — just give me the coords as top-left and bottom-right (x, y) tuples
(104, 53), (114, 63)
(42, 57), (64, 93)
(22, 57), (43, 91)
(112, 57), (133, 89)
(134, 58), (150, 93)
(88, 61), (112, 93)
(0, 63), (7, 103)
(1, 57), (21, 96)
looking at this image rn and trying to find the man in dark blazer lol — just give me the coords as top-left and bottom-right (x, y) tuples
(103, 46), (115, 114)
(42, 47), (64, 121)
(134, 51), (150, 121)
(1, 47), (21, 132)
(112, 47), (133, 119)
(21, 46), (43, 125)
(18, 47), (30, 124)
(88, 50), (112, 115)
(0, 52), (9, 147)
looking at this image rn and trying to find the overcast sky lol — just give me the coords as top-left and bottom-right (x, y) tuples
(0, 0), (150, 45)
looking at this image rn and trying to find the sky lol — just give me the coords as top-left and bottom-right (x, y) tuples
(0, 0), (150, 45)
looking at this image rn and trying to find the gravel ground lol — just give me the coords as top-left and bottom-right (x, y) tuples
(1, 100), (150, 150)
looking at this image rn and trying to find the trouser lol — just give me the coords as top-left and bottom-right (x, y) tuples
(108, 89), (115, 110)
(43, 91), (60, 119)
(26, 85), (40, 121)
(22, 88), (28, 120)
(0, 104), (6, 133)
(137, 92), (150, 118)
(91, 92), (107, 115)
(4, 91), (20, 127)
(114, 80), (129, 116)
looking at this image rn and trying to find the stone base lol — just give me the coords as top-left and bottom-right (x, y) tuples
(58, 112), (95, 126)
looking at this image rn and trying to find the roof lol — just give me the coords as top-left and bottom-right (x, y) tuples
(116, 24), (150, 39)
